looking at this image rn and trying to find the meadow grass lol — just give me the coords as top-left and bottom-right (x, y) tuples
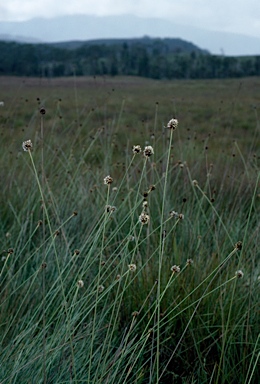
(0, 76), (259, 383)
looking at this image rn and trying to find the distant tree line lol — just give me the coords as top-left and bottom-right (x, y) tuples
(0, 38), (260, 79)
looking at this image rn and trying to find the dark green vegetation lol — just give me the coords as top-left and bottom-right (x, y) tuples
(0, 37), (260, 78)
(0, 76), (259, 383)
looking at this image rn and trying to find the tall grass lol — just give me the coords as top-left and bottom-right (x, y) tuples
(0, 76), (259, 383)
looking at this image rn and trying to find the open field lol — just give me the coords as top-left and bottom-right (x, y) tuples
(0, 76), (259, 383)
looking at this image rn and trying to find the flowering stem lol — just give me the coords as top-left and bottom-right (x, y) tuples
(156, 127), (174, 382)
(88, 183), (111, 383)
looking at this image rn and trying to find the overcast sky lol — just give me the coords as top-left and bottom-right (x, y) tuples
(1, 0), (260, 38)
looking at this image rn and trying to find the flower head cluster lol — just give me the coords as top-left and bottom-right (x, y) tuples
(128, 264), (137, 272)
(143, 146), (154, 157)
(171, 265), (181, 273)
(166, 118), (178, 130)
(22, 140), (33, 152)
(105, 205), (117, 213)
(235, 241), (242, 251)
(132, 145), (142, 154)
(77, 280), (84, 288)
(39, 107), (46, 115)
(235, 270), (244, 278)
(169, 210), (184, 220)
(98, 285), (105, 293)
(139, 212), (150, 225)
(104, 175), (113, 185)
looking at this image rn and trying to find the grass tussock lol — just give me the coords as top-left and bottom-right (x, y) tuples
(0, 76), (259, 383)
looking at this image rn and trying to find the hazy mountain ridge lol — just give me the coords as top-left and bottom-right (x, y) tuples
(0, 33), (41, 43)
(50, 36), (209, 54)
(0, 14), (260, 56)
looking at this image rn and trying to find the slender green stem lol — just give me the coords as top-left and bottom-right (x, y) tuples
(40, 111), (47, 384)
(28, 149), (77, 381)
(247, 350), (260, 384)
(156, 127), (174, 382)
(159, 273), (239, 382)
(245, 333), (260, 384)
(88, 183), (111, 383)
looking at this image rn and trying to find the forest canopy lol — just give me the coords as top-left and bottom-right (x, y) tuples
(0, 37), (259, 79)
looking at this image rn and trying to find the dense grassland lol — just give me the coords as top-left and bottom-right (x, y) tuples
(0, 75), (259, 383)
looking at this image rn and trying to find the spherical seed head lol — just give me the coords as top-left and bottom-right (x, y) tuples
(104, 175), (113, 185)
(192, 180), (198, 186)
(22, 140), (33, 152)
(143, 146), (154, 157)
(139, 212), (150, 225)
(186, 258), (193, 266)
(133, 145), (142, 154)
(167, 118), (178, 130)
(235, 270), (244, 278)
(178, 213), (184, 220)
(171, 265), (181, 273)
(128, 263), (137, 272)
(142, 201), (148, 209)
(77, 280), (84, 288)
